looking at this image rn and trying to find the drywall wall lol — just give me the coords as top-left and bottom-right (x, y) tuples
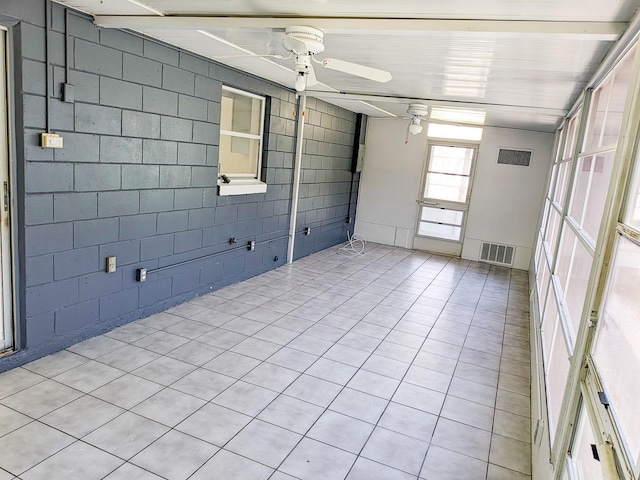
(356, 118), (553, 269)
(355, 118), (426, 248)
(463, 127), (553, 269)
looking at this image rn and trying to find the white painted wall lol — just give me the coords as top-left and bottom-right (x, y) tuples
(356, 118), (553, 269)
(355, 118), (427, 249)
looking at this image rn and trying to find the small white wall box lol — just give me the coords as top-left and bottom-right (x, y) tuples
(41, 133), (64, 149)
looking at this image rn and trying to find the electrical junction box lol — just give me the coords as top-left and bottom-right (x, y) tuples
(41, 133), (64, 149)
(355, 145), (365, 172)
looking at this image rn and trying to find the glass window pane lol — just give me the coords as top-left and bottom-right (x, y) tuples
(601, 46), (636, 147)
(625, 148), (640, 230)
(556, 226), (593, 339)
(570, 406), (605, 480)
(546, 207), (562, 254)
(219, 135), (261, 175)
(221, 90), (262, 135)
(420, 206), (463, 225)
(584, 79), (612, 151)
(554, 161), (572, 207)
(540, 199), (551, 237)
(424, 173), (469, 202)
(593, 235), (640, 466)
(582, 151), (616, 243)
(547, 318), (571, 442)
(536, 257), (551, 320)
(429, 145), (474, 175)
(569, 155), (593, 225)
(427, 123), (483, 141)
(548, 163), (559, 199)
(542, 286), (559, 357)
(563, 111), (581, 160)
(417, 222), (461, 241)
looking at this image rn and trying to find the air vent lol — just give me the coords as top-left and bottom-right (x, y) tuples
(497, 148), (532, 167)
(480, 242), (515, 266)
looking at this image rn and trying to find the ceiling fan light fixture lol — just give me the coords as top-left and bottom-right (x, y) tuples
(294, 73), (306, 92)
(409, 121), (423, 135)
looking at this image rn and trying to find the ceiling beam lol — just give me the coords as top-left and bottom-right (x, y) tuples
(93, 16), (625, 39)
(303, 90), (570, 116)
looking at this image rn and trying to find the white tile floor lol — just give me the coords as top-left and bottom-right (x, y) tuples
(0, 243), (532, 480)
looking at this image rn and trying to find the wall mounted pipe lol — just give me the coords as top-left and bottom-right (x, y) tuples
(287, 92), (307, 264)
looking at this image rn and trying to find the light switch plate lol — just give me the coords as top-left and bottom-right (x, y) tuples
(106, 256), (116, 273)
(41, 133), (64, 149)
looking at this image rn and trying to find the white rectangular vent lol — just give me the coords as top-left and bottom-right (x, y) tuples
(497, 148), (532, 167)
(480, 242), (515, 266)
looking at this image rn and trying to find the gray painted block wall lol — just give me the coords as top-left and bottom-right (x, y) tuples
(0, 0), (358, 368)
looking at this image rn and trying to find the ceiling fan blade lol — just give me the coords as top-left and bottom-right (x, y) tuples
(320, 58), (392, 83)
(307, 64), (318, 87)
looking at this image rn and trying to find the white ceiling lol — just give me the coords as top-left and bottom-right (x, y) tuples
(56, 0), (640, 132)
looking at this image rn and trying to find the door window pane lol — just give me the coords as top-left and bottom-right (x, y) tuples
(420, 206), (463, 225)
(423, 145), (475, 203)
(429, 145), (474, 175)
(417, 222), (461, 241)
(593, 235), (640, 466)
(569, 406), (605, 480)
(424, 173), (470, 202)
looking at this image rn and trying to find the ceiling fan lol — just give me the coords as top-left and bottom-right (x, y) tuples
(282, 26), (392, 92)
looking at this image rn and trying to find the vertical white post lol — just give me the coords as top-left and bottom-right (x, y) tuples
(287, 93), (307, 264)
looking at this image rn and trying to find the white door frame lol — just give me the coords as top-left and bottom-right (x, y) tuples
(413, 141), (479, 256)
(0, 27), (14, 353)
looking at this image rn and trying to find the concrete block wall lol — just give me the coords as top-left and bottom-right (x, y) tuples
(1, 0), (358, 366)
(294, 97), (360, 260)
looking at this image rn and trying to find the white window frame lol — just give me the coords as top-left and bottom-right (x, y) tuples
(218, 85), (267, 196)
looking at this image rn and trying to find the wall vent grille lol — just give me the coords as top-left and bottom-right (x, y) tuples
(480, 242), (515, 266)
(497, 148), (532, 167)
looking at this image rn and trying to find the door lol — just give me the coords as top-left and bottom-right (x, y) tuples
(413, 142), (478, 256)
(0, 28), (13, 353)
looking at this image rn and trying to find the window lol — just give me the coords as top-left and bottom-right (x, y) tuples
(218, 86), (266, 195)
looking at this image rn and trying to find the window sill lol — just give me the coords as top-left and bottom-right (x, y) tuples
(218, 180), (267, 196)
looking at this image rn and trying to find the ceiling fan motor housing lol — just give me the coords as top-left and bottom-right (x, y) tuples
(284, 26), (325, 55)
(407, 104), (429, 118)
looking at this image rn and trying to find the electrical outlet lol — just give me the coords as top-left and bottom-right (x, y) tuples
(304, 227), (311, 235)
(136, 268), (147, 282)
(229, 237), (237, 244)
(105, 256), (116, 273)
(248, 240), (255, 251)
(346, 216), (352, 224)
